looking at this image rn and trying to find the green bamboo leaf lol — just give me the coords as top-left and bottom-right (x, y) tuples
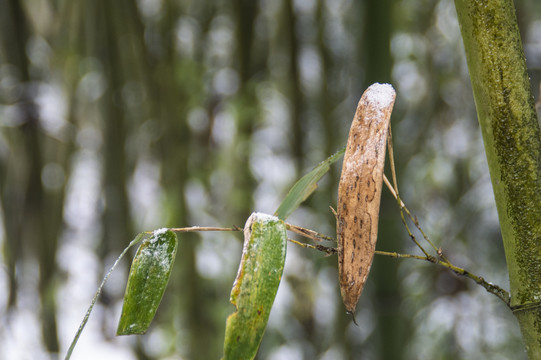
(223, 213), (287, 360)
(117, 228), (178, 335)
(274, 146), (345, 220)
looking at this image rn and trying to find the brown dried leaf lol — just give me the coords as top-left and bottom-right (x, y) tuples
(337, 83), (396, 314)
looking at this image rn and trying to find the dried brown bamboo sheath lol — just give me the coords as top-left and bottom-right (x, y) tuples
(337, 83), (396, 315)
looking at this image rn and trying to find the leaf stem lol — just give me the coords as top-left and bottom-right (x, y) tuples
(65, 233), (146, 360)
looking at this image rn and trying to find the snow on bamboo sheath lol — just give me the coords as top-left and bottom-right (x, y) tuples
(337, 83), (396, 316)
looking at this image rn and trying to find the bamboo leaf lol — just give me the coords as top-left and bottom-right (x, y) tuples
(274, 147), (345, 220)
(223, 213), (287, 360)
(117, 229), (178, 335)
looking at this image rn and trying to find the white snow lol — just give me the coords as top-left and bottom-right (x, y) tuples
(364, 83), (396, 109)
(251, 212), (279, 222)
(153, 228), (169, 236)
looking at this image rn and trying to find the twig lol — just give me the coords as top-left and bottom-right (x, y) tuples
(440, 260), (511, 305)
(385, 133), (430, 258)
(381, 130), (510, 306)
(65, 233), (146, 360)
(285, 237), (511, 305)
(288, 238), (336, 255)
(169, 226), (239, 233)
(163, 217), (511, 306)
(164, 214), (512, 307)
(375, 249), (510, 305)
(286, 223), (335, 242)
(386, 131), (450, 262)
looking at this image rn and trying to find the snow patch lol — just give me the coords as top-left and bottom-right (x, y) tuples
(364, 83), (396, 109)
(251, 212), (279, 223)
(153, 228), (169, 237)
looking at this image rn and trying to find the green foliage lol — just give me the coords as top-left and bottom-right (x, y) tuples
(222, 213), (287, 360)
(274, 147), (345, 220)
(117, 229), (178, 335)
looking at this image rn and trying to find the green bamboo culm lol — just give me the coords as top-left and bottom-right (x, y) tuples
(454, 0), (541, 356)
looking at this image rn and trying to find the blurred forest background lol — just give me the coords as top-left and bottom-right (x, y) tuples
(1, 0), (541, 359)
